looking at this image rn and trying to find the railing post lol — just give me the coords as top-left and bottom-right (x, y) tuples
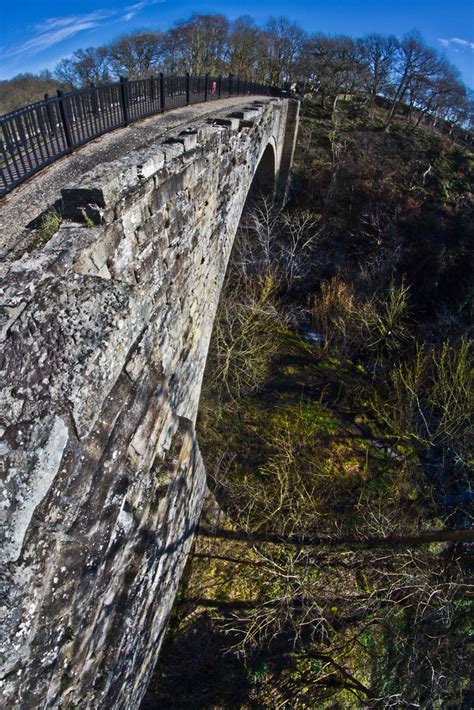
(150, 75), (155, 103)
(186, 72), (190, 105)
(56, 90), (73, 151)
(44, 93), (56, 136)
(119, 77), (129, 125)
(204, 73), (209, 102)
(159, 72), (165, 112)
(90, 83), (98, 116)
(228, 73), (233, 97)
(218, 74), (222, 99)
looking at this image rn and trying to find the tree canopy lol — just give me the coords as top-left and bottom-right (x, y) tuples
(1, 13), (472, 134)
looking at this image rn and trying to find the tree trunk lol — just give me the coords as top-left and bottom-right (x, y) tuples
(383, 73), (409, 132)
(200, 526), (474, 549)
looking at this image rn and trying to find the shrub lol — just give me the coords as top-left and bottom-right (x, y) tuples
(373, 339), (473, 461)
(206, 271), (286, 400)
(310, 277), (411, 362)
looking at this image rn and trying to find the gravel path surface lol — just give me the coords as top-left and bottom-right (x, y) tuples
(0, 96), (266, 262)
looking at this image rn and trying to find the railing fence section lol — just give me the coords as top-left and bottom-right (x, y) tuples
(0, 74), (281, 197)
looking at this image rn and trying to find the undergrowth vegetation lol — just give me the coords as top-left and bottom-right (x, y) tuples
(143, 98), (473, 709)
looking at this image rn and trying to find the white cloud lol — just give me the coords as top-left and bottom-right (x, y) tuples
(438, 36), (474, 51)
(124, 0), (165, 18)
(451, 37), (474, 50)
(1, 11), (111, 59)
(0, 1), (166, 61)
(34, 13), (108, 33)
(126, 1), (149, 11)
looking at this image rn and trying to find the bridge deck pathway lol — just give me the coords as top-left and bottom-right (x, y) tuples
(0, 96), (267, 265)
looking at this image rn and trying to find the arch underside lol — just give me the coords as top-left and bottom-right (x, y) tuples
(247, 140), (277, 200)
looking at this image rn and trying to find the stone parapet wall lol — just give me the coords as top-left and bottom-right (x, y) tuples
(0, 98), (299, 708)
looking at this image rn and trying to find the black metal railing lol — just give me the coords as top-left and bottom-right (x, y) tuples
(0, 74), (281, 197)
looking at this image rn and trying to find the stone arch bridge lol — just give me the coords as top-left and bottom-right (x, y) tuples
(0, 97), (299, 708)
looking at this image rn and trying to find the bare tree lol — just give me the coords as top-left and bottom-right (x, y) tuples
(168, 14), (229, 75)
(383, 31), (441, 131)
(301, 34), (365, 106)
(107, 31), (163, 79)
(228, 16), (262, 79)
(357, 33), (399, 100)
(55, 46), (111, 88)
(264, 17), (305, 85)
(409, 60), (466, 130)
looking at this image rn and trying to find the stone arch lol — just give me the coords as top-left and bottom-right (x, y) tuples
(247, 139), (277, 201)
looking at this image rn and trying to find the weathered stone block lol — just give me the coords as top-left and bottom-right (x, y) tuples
(136, 148), (165, 180)
(177, 130), (198, 151)
(207, 116), (240, 130)
(161, 141), (185, 162)
(228, 110), (258, 120)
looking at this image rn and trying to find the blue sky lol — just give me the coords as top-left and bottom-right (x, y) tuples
(1, 0), (473, 86)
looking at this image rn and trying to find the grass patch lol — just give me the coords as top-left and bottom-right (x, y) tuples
(198, 330), (424, 536)
(28, 209), (62, 251)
